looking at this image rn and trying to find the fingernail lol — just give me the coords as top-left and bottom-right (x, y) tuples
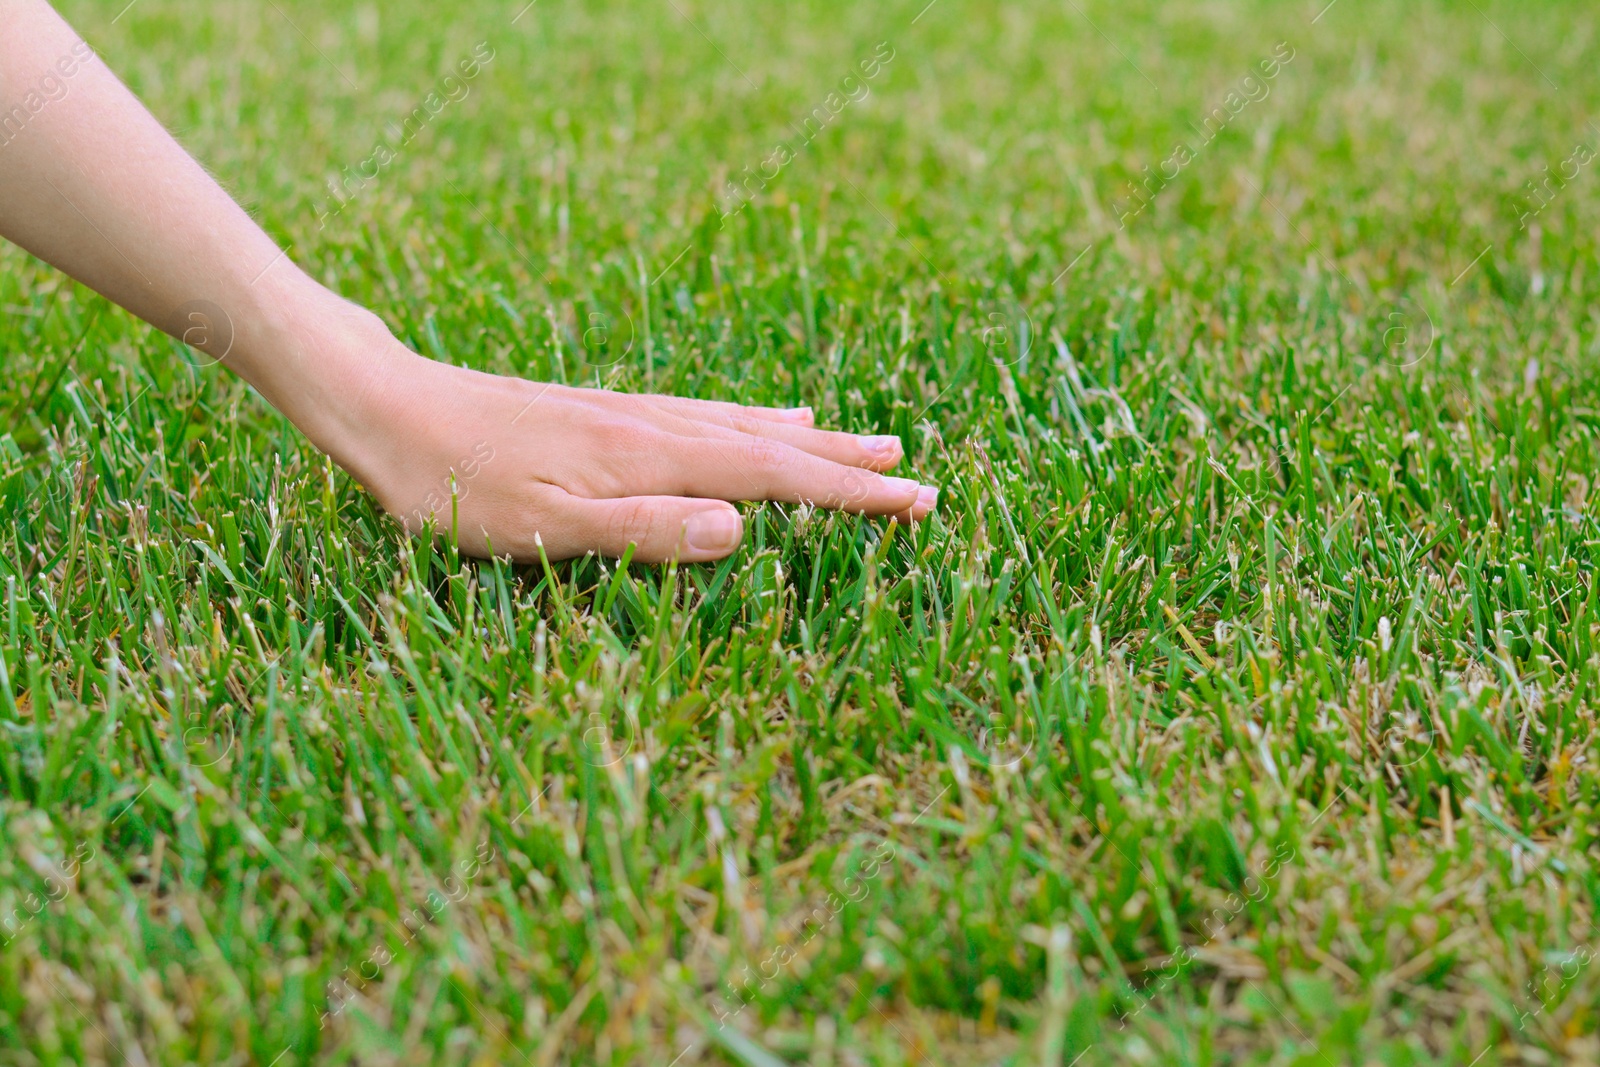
(885, 476), (920, 496)
(865, 435), (902, 456)
(784, 406), (814, 422)
(916, 485), (939, 513)
(685, 509), (743, 552)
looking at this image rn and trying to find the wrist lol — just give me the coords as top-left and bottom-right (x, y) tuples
(218, 267), (422, 465)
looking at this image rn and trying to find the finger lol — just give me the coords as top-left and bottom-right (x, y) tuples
(658, 409), (905, 472)
(541, 486), (746, 563)
(629, 393), (816, 427)
(660, 436), (935, 517)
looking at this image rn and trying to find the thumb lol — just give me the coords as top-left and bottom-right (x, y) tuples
(553, 491), (745, 563)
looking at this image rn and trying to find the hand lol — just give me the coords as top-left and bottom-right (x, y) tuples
(324, 329), (939, 563)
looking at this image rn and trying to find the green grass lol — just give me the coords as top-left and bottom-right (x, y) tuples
(3, 0), (1600, 1062)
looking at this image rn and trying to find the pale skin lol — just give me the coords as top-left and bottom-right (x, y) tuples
(0, 1), (938, 564)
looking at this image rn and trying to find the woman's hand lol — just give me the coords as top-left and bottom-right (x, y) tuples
(0, 2), (935, 564)
(322, 328), (938, 563)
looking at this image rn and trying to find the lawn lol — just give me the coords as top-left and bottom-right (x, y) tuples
(2, 0), (1599, 1062)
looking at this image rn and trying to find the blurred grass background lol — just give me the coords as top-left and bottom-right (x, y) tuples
(2, 0), (1599, 1063)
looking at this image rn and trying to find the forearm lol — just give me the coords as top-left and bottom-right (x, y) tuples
(0, 0), (395, 445)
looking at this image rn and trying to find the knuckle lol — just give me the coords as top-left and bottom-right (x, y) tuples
(587, 421), (665, 492)
(741, 437), (789, 471)
(591, 418), (658, 457)
(605, 499), (658, 548)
